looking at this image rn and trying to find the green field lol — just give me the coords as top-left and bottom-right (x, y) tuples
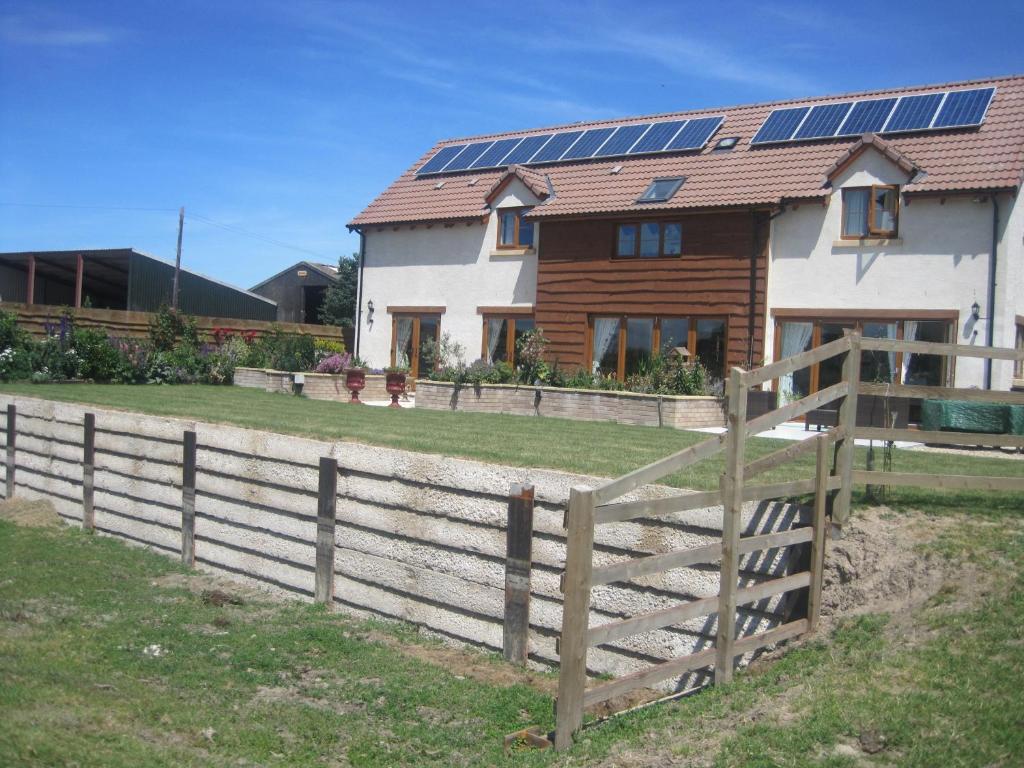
(1, 383), (1021, 513)
(2, 498), (1023, 766)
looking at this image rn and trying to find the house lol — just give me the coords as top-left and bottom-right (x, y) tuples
(0, 248), (276, 321)
(348, 74), (1024, 392)
(250, 261), (339, 324)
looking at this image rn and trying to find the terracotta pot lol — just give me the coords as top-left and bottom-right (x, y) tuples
(385, 372), (407, 408)
(344, 368), (366, 404)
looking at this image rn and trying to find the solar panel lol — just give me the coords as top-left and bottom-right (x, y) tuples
(469, 138), (523, 169)
(666, 116), (724, 150)
(793, 103), (852, 139)
(751, 107), (810, 144)
(417, 144), (467, 174)
(500, 134), (552, 164)
(629, 120), (686, 153)
(443, 141), (495, 171)
(933, 87), (995, 128)
(838, 98), (897, 135)
(529, 131), (584, 163)
(883, 93), (943, 133)
(594, 124), (650, 156)
(561, 127), (616, 160)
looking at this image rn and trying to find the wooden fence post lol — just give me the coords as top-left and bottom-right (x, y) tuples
(807, 433), (830, 633)
(833, 333), (862, 526)
(315, 456), (338, 604)
(503, 483), (535, 666)
(715, 367), (748, 685)
(82, 413), (95, 531)
(181, 430), (196, 567)
(5, 404), (14, 500)
(555, 485), (595, 751)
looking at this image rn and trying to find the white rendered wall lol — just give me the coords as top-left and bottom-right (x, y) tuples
(357, 177), (540, 368)
(767, 149), (1019, 389)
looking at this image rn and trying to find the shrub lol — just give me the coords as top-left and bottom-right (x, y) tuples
(149, 305), (199, 352)
(515, 328), (550, 385)
(422, 333), (466, 382)
(73, 328), (121, 382)
(314, 352), (352, 374)
(314, 338), (346, 364)
(269, 333), (316, 372)
(0, 310), (33, 381)
(110, 338), (150, 383)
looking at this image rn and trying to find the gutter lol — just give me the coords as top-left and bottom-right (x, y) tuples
(984, 196), (999, 389)
(353, 228), (366, 357)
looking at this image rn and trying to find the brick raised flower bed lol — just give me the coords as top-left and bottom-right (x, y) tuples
(415, 380), (726, 429)
(234, 368), (390, 402)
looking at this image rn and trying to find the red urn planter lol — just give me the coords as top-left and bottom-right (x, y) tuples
(344, 368), (366, 404)
(385, 372), (407, 408)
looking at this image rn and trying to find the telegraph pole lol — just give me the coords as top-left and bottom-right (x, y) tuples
(172, 206), (184, 310)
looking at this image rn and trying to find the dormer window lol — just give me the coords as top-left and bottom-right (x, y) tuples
(842, 185), (899, 238)
(498, 208), (534, 249)
(637, 177), (685, 203)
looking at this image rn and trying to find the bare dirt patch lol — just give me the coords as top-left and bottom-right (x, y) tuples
(818, 507), (999, 641)
(0, 498), (62, 528)
(592, 506), (999, 767)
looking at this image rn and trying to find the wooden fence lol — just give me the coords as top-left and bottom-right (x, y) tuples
(554, 333), (1024, 750)
(0, 302), (352, 347)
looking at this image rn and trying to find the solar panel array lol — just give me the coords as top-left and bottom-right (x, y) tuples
(751, 87), (995, 145)
(416, 116), (725, 176)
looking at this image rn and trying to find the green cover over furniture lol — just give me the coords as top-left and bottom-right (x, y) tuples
(920, 399), (1024, 435)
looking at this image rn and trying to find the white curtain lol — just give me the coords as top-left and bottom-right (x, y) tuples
(395, 318), (413, 368)
(486, 318), (504, 363)
(778, 322), (813, 404)
(592, 318), (619, 374)
(901, 320), (918, 383)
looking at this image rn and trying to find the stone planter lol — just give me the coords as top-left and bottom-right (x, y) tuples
(414, 380), (726, 429)
(345, 368), (366, 404)
(385, 372), (407, 407)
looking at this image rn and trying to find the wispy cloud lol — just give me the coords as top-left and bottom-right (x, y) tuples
(523, 25), (822, 96)
(278, 0), (620, 121)
(0, 10), (122, 48)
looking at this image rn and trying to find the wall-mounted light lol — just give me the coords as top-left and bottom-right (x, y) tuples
(971, 301), (981, 320)
(366, 299), (375, 324)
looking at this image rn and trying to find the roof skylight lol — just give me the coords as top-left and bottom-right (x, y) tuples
(637, 177), (685, 203)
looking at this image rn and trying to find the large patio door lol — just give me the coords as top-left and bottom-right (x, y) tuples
(392, 314), (441, 382)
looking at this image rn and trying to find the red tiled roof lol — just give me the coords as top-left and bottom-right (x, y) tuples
(484, 165), (550, 203)
(349, 74), (1024, 227)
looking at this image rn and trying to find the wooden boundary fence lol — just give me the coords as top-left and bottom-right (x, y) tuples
(0, 302), (352, 347)
(554, 333), (1024, 750)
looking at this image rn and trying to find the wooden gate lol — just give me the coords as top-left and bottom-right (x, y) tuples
(554, 333), (1024, 750)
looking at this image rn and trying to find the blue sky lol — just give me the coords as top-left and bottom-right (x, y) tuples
(1, 0), (1021, 289)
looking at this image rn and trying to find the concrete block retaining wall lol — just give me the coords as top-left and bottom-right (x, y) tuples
(0, 394), (806, 691)
(415, 381), (727, 429)
(234, 368), (391, 401)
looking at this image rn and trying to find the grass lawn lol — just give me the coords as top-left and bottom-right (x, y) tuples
(3, 500), (1023, 766)
(1, 382), (1021, 513)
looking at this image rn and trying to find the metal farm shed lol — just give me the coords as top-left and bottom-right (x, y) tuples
(0, 248), (276, 321)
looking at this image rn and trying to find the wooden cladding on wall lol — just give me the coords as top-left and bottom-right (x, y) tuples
(534, 211), (770, 372)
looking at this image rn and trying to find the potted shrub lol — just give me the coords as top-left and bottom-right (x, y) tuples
(384, 365), (409, 407)
(344, 356), (368, 404)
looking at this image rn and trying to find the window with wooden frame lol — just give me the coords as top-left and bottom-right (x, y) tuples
(391, 313), (442, 381)
(772, 313), (955, 406)
(841, 185), (899, 238)
(588, 315), (726, 380)
(496, 208), (535, 249)
(482, 315), (535, 365)
(615, 221), (682, 258)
